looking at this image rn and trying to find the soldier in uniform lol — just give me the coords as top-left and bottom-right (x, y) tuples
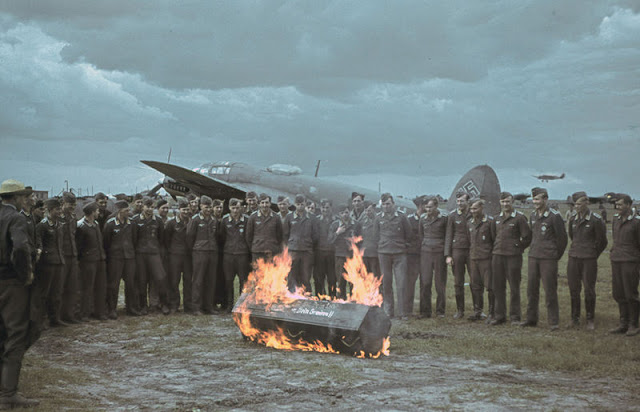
(20, 190), (39, 275)
(186, 195), (219, 315)
(220, 198), (250, 310)
(187, 194), (199, 217)
(35, 198), (67, 328)
(521, 187), (567, 330)
(212, 199), (227, 310)
(609, 193), (640, 336)
(132, 198), (169, 316)
(467, 199), (495, 322)
(149, 198), (170, 313)
(246, 193), (283, 264)
(566, 191), (607, 330)
(276, 196), (291, 222)
(375, 193), (412, 319)
(131, 193), (144, 218)
(445, 192), (472, 319)
(164, 198), (192, 313)
(245, 191), (259, 215)
(59, 192), (80, 324)
(76, 202), (108, 321)
(95, 192), (111, 230)
(490, 192), (531, 326)
(350, 192), (366, 222)
(103, 200), (139, 317)
(283, 194), (317, 292)
(31, 199), (45, 225)
(361, 201), (381, 294)
(0, 179), (39, 409)
(328, 204), (362, 299)
(313, 199), (336, 297)
(405, 196), (426, 317)
(418, 197), (448, 318)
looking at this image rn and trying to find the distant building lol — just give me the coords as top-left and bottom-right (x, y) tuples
(33, 190), (48, 200)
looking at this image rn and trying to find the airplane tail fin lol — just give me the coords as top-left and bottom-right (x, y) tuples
(560, 173), (565, 178)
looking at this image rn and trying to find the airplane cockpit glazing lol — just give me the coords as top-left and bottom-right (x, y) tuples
(193, 162), (232, 177)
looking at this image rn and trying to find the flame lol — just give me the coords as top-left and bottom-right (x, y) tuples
(233, 238), (390, 358)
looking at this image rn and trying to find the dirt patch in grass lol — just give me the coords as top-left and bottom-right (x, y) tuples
(21, 311), (640, 411)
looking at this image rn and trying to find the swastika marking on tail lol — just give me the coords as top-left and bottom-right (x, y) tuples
(462, 181), (480, 198)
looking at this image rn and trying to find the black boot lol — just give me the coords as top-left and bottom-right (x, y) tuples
(0, 361), (39, 410)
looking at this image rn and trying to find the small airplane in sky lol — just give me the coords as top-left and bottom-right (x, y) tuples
(142, 160), (502, 214)
(533, 172), (565, 182)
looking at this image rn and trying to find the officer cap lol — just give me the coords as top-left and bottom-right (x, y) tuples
(156, 199), (168, 208)
(200, 195), (213, 206)
(212, 199), (223, 207)
(413, 195), (428, 207)
(571, 191), (588, 203)
(177, 198), (189, 209)
(615, 193), (632, 205)
(455, 191), (470, 200)
(95, 192), (108, 201)
(531, 187), (548, 198)
(62, 191), (76, 204)
(276, 195), (287, 203)
(114, 200), (129, 210)
(45, 198), (61, 210)
(133, 193), (143, 201)
(114, 193), (128, 201)
(258, 193), (270, 202)
(142, 197), (154, 207)
(500, 191), (513, 200)
(229, 198), (242, 207)
(351, 192), (365, 200)
(186, 193), (197, 201)
(83, 201), (98, 215)
(294, 194), (306, 204)
(246, 191), (258, 199)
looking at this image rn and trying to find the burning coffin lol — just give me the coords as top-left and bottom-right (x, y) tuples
(233, 293), (391, 356)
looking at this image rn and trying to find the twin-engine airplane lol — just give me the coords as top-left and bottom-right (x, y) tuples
(533, 172), (565, 182)
(141, 160), (501, 215)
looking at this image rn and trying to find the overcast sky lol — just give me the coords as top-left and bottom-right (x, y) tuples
(1, 1), (639, 199)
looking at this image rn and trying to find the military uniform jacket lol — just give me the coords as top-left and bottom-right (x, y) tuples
(36, 217), (65, 265)
(59, 212), (78, 257)
(132, 214), (165, 254)
(97, 208), (111, 231)
(164, 216), (190, 255)
(220, 214), (250, 255)
(283, 211), (317, 252)
(314, 214), (335, 253)
(0, 204), (32, 282)
(444, 209), (471, 257)
(568, 211), (607, 259)
(360, 214), (378, 257)
(186, 213), (219, 252)
(493, 211), (532, 256)
(20, 210), (37, 263)
(528, 208), (567, 260)
(468, 215), (495, 260)
(76, 217), (106, 262)
(610, 213), (640, 262)
(328, 219), (362, 257)
(350, 209), (366, 223)
(246, 210), (283, 254)
(103, 216), (135, 259)
(406, 213), (422, 255)
(374, 211), (412, 254)
(419, 212), (447, 254)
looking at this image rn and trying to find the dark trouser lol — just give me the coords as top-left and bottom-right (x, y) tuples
(169, 253), (193, 312)
(78, 260), (107, 319)
(611, 261), (640, 328)
(405, 254), (420, 316)
(192, 251), (217, 313)
(470, 258), (493, 317)
(526, 257), (559, 326)
(0, 279), (30, 398)
(451, 249), (470, 313)
(492, 254), (523, 322)
(223, 253), (250, 309)
(288, 250), (313, 293)
(251, 252), (273, 265)
(314, 250), (335, 297)
(136, 253), (168, 311)
(420, 251), (447, 316)
(335, 256), (352, 300)
(107, 256), (137, 314)
(378, 253), (408, 318)
(363, 256), (383, 296)
(215, 250), (227, 309)
(567, 257), (598, 322)
(33, 263), (63, 325)
(149, 250), (169, 310)
(60, 256), (79, 322)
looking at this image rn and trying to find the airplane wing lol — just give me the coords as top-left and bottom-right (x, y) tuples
(141, 160), (294, 202)
(142, 160), (246, 199)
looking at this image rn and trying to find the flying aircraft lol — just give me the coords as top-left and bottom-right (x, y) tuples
(142, 160), (501, 214)
(533, 172), (565, 182)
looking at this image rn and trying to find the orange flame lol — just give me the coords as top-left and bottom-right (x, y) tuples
(234, 238), (390, 358)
